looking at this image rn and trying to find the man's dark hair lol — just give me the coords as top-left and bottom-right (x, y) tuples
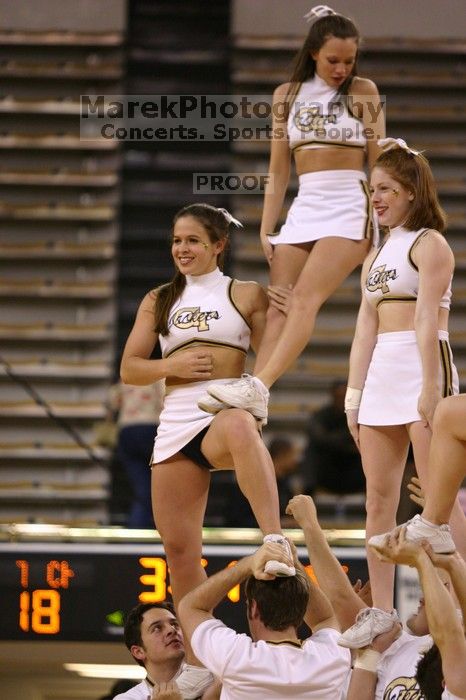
(245, 569), (310, 631)
(124, 602), (176, 654)
(416, 643), (443, 699)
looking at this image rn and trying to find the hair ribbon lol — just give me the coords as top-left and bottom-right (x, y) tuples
(217, 208), (243, 228)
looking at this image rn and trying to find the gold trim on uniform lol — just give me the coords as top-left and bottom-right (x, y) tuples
(265, 639), (304, 648)
(439, 339), (454, 397)
(408, 228), (429, 272)
(376, 295), (417, 308)
(359, 179), (372, 240)
(165, 338), (247, 358)
(227, 279), (252, 329)
(291, 140), (365, 152)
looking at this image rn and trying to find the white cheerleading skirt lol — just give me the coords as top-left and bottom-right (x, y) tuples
(151, 378), (232, 464)
(268, 170), (374, 245)
(359, 330), (458, 426)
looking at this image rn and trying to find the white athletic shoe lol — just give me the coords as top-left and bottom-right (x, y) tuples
(337, 607), (399, 649)
(197, 391), (267, 427)
(207, 373), (269, 421)
(263, 534), (296, 577)
(368, 514), (456, 554)
(175, 663), (214, 700)
(197, 392), (228, 415)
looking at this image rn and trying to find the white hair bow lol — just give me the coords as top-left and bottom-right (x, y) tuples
(304, 5), (337, 22)
(217, 208), (243, 228)
(378, 137), (421, 156)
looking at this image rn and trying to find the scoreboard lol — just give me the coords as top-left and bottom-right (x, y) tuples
(0, 529), (368, 641)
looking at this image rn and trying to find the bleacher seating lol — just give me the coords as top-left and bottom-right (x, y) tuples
(0, 29), (124, 524)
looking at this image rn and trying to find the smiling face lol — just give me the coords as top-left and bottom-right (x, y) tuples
(171, 215), (224, 276)
(370, 166), (414, 228)
(312, 35), (358, 88)
(131, 607), (184, 669)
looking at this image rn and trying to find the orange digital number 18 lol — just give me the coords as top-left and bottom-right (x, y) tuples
(19, 589), (61, 634)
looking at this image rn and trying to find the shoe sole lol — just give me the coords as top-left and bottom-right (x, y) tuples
(369, 536), (456, 555)
(207, 387), (268, 420)
(337, 621), (398, 649)
(197, 399), (225, 414)
(337, 636), (373, 649)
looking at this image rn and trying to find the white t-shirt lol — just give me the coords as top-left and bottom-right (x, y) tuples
(191, 618), (350, 699)
(376, 630), (432, 700)
(113, 679), (151, 700)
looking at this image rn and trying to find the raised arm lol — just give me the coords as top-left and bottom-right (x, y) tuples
(120, 291), (213, 385)
(416, 550), (466, 696)
(372, 529), (466, 698)
(259, 83), (292, 264)
(301, 563), (339, 633)
(413, 231), (455, 427)
(423, 547), (466, 632)
(286, 495), (365, 631)
(178, 543), (290, 641)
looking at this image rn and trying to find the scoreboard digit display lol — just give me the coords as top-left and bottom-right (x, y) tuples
(0, 541), (368, 641)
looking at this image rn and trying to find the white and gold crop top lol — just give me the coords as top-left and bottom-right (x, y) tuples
(287, 74), (367, 152)
(364, 226), (452, 309)
(158, 267), (251, 357)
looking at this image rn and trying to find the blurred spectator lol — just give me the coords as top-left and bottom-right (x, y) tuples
(108, 381), (164, 529)
(222, 435), (301, 528)
(300, 380), (365, 495)
(269, 436), (301, 522)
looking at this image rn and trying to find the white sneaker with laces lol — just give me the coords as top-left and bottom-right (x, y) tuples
(263, 534), (296, 577)
(368, 514), (456, 554)
(197, 392), (228, 415)
(175, 663), (214, 700)
(337, 607), (399, 649)
(207, 373), (269, 420)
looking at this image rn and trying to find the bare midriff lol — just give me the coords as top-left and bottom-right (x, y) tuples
(377, 302), (449, 334)
(165, 344), (247, 387)
(294, 145), (365, 175)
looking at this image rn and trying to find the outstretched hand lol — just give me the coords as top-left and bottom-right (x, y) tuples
(370, 527), (425, 567)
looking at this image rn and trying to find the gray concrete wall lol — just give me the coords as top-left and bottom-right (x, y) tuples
(233, 0), (466, 38)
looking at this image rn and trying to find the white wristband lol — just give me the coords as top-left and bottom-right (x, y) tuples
(344, 387), (362, 412)
(353, 648), (381, 672)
